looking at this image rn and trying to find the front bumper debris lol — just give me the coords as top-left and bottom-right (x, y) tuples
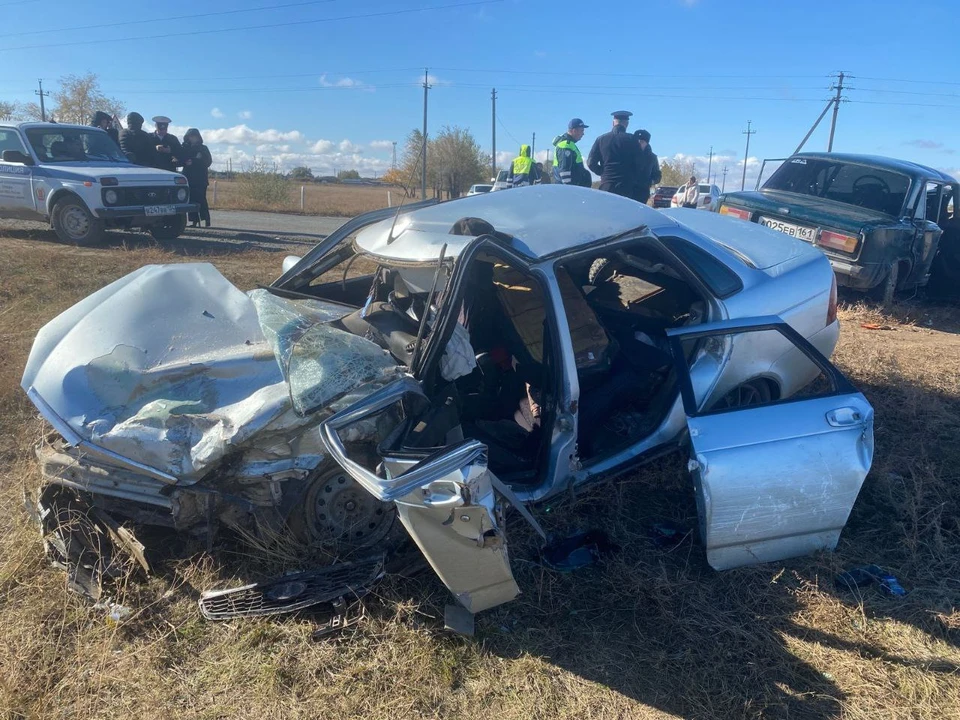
(199, 556), (385, 620)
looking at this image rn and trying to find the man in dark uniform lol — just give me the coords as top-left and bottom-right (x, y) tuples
(634, 129), (661, 204)
(118, 112), (156, 166)
(90, 111), (120, 147)
(151, 115), (183, 173)
(587, 110), (643, 198)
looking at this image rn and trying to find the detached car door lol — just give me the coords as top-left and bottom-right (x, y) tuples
(319, 379), (519, 613)
(666, 316), (874, 571)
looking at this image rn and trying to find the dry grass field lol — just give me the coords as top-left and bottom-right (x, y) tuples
(1, 235), (959, 719)
(208, 179), (406, 217)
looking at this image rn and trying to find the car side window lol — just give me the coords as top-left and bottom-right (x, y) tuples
(924, 182), (943, 225)
(0, 129), (27, 157)
(661, 236), (743, 298)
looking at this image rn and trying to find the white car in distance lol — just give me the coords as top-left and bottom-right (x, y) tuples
(672, 183), (722, 211)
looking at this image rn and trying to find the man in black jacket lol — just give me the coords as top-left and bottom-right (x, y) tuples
(90, 111), (120, 147)
(633, 129), (662, 204)
(586, 110), (643, 198)
(118, 112), (156, 166)
(151, 115), (183, 173)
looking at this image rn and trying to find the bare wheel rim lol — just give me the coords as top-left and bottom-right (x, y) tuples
(304, 468), (394, 550)
(717, 380), (771, 409)
(61, 205), (91, 239)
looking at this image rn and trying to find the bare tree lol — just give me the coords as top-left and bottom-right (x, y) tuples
(659, 158), (697, 187)
(50, 73), (124, 125)
(0, 101), (18, 121)
(428, 126), (487, 199)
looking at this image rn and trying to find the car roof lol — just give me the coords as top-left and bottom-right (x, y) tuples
(7, 122), (100, 133)
(791, 152), (958, 183)
(355, 185), (669, 262)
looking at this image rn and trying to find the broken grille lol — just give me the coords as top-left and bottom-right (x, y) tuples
(199, 556), (384, 620)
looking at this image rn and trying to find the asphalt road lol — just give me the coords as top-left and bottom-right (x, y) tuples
(0, 209), (349, 253)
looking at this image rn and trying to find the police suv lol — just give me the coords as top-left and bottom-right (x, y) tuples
(0, 122), (196, 245)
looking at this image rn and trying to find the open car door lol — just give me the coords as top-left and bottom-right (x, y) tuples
(666, 317), (874, 570)
(320, 379), (519, 613)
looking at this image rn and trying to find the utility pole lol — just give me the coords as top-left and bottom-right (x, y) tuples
(741, 121), (755, 191)
(531, 132), (536, 160)
(721, 165), (728, 193)
(827, 71), (845, 152)
(35, 79), (48, 122)
(391, 141), (397, 169)
(491, 88), (497, 179)
(421, 68), (430, 199)
(707, 146), (714, 184)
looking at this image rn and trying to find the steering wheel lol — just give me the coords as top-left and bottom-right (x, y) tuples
(852, 174), (891, 196)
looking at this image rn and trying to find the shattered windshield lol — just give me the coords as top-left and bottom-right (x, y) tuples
(763, 158), (910, 216)
(251, 290), (397, 415)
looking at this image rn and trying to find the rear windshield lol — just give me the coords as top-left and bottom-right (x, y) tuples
(763, 157), (910, 216)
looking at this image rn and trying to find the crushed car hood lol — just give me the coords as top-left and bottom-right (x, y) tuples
(21, 263), (395, 481)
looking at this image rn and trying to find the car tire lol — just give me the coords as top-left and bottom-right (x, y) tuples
(148, 214), (187, 242)
(588, 257), (616, 285)
(880, 262), (900, 307)
(287, 465), (397, 553)
(713, 378), (774, 410)
(51, 196), (105, 246)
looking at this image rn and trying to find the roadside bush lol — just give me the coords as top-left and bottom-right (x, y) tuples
(236, 158), (292, 208)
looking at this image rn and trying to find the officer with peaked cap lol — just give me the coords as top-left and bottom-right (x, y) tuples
(586, 110), (643, 199)
(151, 115), (183, 172)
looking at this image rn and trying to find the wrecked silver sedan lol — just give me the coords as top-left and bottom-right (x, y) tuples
(22, 185), (875, 613)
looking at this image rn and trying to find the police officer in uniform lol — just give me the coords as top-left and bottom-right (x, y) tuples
(118, 112), (156, 166)
(552, 118), (592, 187)
(587, 110), (643, 198)
(151, 115), (183, 173)
(634, 129), (661, 204)
(507, 144), (540, 188)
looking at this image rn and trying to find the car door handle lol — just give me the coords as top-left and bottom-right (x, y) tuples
(826, 407), (863, 427)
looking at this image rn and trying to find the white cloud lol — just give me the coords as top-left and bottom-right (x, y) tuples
(370, 140), (395, 150)
(338, 139), (363, 153)
(257, 143), (290, 153)
(419, 73), (450, 87)
(238, 110), (253, 120)
(210, 107), (224, 118)
(534, 150), (552, 163)
(170, 124), (303, 145)
(319, 74), (367, 89)
(311, 139), (335, 153)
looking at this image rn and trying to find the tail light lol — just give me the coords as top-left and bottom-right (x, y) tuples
(719, 205), (750, 220)
(827, 273), (838, 325)
(819, 230), (859, 254)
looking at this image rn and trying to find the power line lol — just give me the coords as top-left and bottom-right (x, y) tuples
(495, 113), (522, 147)
(857, 75), (960, 87)
(0, 0), (339, 39)
(104, 67), (423, 83)
(433, 67), (828, 80)
(0, 0), (504, 52)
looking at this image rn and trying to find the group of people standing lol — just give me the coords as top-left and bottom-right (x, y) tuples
(509, 110), (662, 204)
(89, 111), (213, 228)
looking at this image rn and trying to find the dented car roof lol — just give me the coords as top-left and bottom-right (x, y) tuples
(354, 184), (671, 262)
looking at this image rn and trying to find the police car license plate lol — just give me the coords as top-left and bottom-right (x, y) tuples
(758, 216), (818, 243)
(145, 205), (176, 216)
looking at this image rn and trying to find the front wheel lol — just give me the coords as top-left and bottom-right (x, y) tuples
(148, 214), (187, 241)
(51, 196), (105, 246)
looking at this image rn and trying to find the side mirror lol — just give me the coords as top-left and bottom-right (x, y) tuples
(2, 149), (34, 165)
(281, 255), (302, 274)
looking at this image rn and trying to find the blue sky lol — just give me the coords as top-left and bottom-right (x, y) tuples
(2, 0), (958, 186)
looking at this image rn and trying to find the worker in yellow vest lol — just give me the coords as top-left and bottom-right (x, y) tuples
(507, 144), (540, 188)
(552, 118), (592, 187)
